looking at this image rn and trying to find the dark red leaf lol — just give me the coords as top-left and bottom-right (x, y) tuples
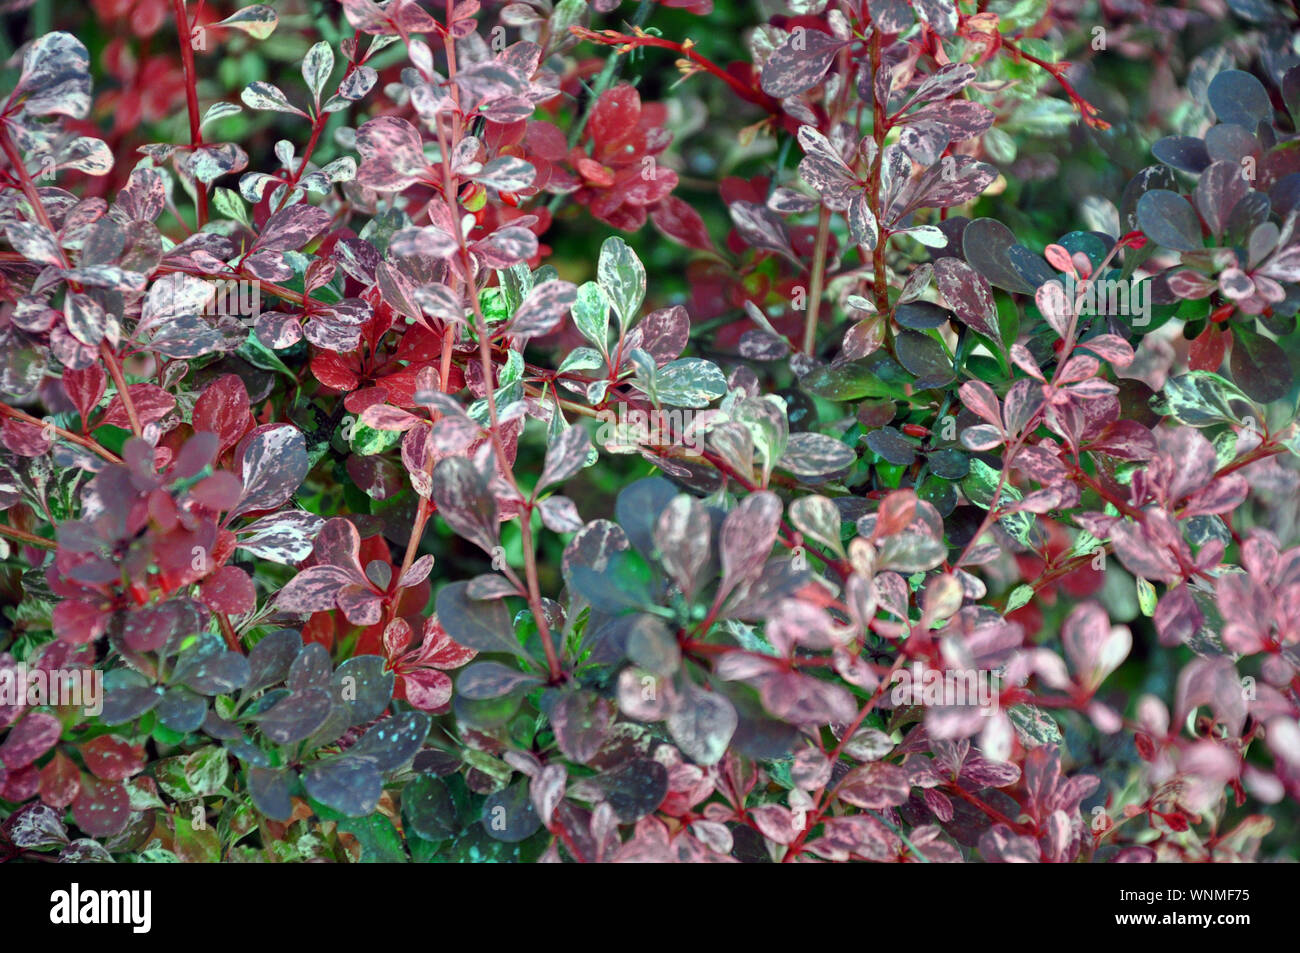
(80, 735), (146, 781)
(193, 374), (254, 455)
(199, 565), (257, 614)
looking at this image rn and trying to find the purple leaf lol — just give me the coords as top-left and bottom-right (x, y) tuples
(978, 824), (1040, 862)
(1195, 161), (1248, 236)
(779, 431), (857, 478)
(551, 690), (614, 763)
(719, 490), (782, 601)
(510, 279), (577, 339)
(538, 495), (583, 533)
(728, 201), (797, 264)
(912, 0), (958, 35)
(1061, 601), (1132, 688)
(1137, 190), (1203, 252)
(0, 712), (62, 769)
(431, 457), (499, 554)
(232, 425), (309, 518)
(301, 757), (382, 817)
(457, 661), (542, 699)
(665, 680), (737, 766)
(391, 226), (459, 261)
(435, 581), (525, 657)
(355, 116), (427, 191)
(838, 762), (911, 809)
(1207, 69), (1271, 128)
(236, 511), (324, 564)
(70, 777), (131, 838)
(760, 670), (857, 723)
(474, 155), (536, 192)
(537, 426), (591, 492)
(625, 305), (689, 364)
(759, 28), (846, 99)
(654, 495), (711, 600)
(1174, 657), (1246, 737)
(15, 33), (91, 118)
(255, 204), (332, 253)
(5, 222), (62, 266)
(248, 767), (294, 822)
(1153, 583), (1203, 648)
(934, 257), (999, 339)
(472, 226), (538, 268)
(277, 565), (356, 613)
(255, 688), (333, 744)
(796, 125), (855, 208)
(911, 63), (976, 105)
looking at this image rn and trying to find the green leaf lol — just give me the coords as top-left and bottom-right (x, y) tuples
(1007, 703), (1062, 746)
(173, 815), (221, 862)
(241, 81), (302, 115)
(338, 813), (408, 862)
(217, 4), (279, 40)
(302, 41), (334, 104)
(212, 187), (250, 227)
(426, 822), (525, 863)
(962, 458), (1032, 543)
(1005, 584), (1034, 612)
(557, 346), (605, 374)
(478, 287), (510, 324)
(571, 281), (610, 355)
(1136, 576), (1156, 616)
(200, 101), (243, 131)
(402, 774), (461, 842)
(648, 358), (727, 408)
(800, 353), (914, 401)
(497, 263), (533, 317)
(597, 236), (645, 332)
(1155, 371), (1251, 426)
(350, 421), (402, 456)
(498, 349), (524, 387)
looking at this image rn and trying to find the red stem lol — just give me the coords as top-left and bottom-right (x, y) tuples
(216, 613), (242, 653)
(570, 27), (762, 104)
(946, 783), (1037, 838)
(0, 403), (123, 463)
(0, 523), (56, 550)
(100, 342), (143, 438)
(1001, 36), (1109, 131)
(274, 113), (328, 213)
(868, 28), (890, 315)
(172, 0), (209, 226)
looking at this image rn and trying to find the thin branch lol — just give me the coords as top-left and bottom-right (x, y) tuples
(0, 403), (123, 463)
(0, 523), (55, 551)
(100, 341), (143, 438)
(802, 206), (832, 355)
(172, 0), (210, 225)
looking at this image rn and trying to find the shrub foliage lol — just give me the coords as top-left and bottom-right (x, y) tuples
(1, 0), (1299, 862)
